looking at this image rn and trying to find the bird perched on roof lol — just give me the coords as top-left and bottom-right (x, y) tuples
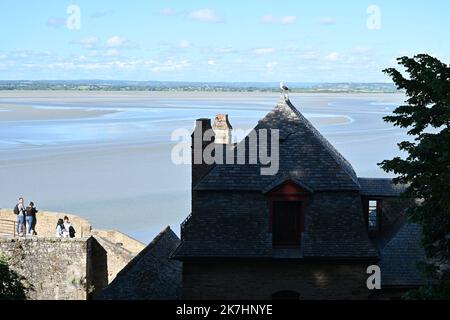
(280, 81), (289, 100)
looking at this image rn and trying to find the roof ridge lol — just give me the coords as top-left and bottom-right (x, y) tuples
(113, 226), (176, 278)
(281, 98), (359, 186)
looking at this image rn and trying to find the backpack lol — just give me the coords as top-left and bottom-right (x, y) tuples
(69, 226), (76, 238)
(13, 205), (19, 215)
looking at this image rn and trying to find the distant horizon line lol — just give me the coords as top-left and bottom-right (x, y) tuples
(0, 80), (394, 85)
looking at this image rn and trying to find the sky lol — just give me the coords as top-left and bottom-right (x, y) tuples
(0, 0), (449, 82)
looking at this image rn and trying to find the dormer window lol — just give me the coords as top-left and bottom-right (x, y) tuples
(266, 180), (310, 248)
(272, 201), (302, 246)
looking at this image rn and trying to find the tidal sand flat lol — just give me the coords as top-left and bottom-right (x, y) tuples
(0, 103), (115, 122)
(0, 91), (407, 243)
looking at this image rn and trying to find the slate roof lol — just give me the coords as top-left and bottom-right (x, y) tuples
(195, 98), (360, 192)
(100, 227), (182, 300)
(380, 223), (426, 287)
(359, 178), (406, 197)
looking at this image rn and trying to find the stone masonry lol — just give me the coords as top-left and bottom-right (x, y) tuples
(0, 237), (108, 300)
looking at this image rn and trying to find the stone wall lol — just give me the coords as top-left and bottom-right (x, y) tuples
(0, 209), (146, 285)
(91, 229), (145, 254)
(182, 261), (371, 300)
(0, 237), (107, 300)
(0, 209), (91, 238)
(92, 235), (134, 283)
(184, 190), (375, 258)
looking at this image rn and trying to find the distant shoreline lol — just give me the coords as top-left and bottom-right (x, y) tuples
(0, 81), (400, 94)
(0, 89), (399, 94)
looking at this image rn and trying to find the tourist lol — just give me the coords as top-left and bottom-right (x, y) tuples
(63, 216), (76, 238)
(56, 218), (65, 238)
(26, 202), (38, 236)
(13, 197), (26, 237)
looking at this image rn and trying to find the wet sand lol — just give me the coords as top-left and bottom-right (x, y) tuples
(0, 103), (116, 122)
(0, 91), (407, 244)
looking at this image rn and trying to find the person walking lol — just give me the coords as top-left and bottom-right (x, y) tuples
(13, 197), (26, 237)
(26, 202), (38, 236)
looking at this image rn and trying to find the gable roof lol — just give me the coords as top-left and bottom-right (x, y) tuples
(195, 98), (360, 192)
(380, 223), (426, 287)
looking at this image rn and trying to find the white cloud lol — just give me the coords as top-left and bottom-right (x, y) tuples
(298, 51), (320, 60)
(106, 36), (127, 48)
(319, 17), (337, 25)
(254, 48), (275, 55)
(213, 47), (236, 54)
(72, 37), (100, 49)
(144, 59), (192, 72)
(280, 16), (297, 24)
(188, 9), (222, 23)
(325, 52), (340, 61)
(179, 40), (191, 49)
(18, 57), (192, 74)
(161, 8), (177, 16)
(105, 49), (120, 57)
(353, 46), (372, 54)
(87, 50), (100, 57)
(46, 17), (66, 28)
(262, 14), (297, 25)
(208, 60), (216, 66)
(266, 61), (279, 70)
(104, 36), (138, 50)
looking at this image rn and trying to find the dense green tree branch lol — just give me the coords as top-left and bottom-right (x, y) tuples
(380, 54), (450, 299)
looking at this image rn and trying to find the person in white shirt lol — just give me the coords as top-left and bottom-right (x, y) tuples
(63, 216), (75, 238)
(14, 197), (26, 237)
(56, 218), (65, 238)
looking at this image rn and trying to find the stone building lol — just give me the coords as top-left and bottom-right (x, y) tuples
(172, 96), (426, 300)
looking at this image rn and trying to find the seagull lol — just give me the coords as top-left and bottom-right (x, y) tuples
(280, 81), (289, 100)
(280, 81), (289, 92)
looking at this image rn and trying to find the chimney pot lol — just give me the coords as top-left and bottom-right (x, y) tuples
(213, 114), (233, 145)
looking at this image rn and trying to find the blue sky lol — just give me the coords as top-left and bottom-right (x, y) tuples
(0, 0), (448, 82)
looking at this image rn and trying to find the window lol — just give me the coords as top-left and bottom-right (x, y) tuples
(272, 201), (302, 246)
(368, 200), (379, 231)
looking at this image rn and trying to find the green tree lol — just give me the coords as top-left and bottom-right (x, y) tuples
(380, 54), (450, 299)
(0, 255), (27, 300)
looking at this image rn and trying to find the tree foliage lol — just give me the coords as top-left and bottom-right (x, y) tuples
(380, 54), (450, 299)
(0, 255), (27, 300)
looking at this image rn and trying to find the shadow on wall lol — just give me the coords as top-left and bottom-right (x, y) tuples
(0, 254), (30, 300)
(87, 238), (108, 300)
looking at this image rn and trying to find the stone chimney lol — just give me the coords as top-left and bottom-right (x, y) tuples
(213, 114), (233, 145)
(191, 118), (215, 187)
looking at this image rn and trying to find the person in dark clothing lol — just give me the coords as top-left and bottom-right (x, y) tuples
(26, 202), (38, 236)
